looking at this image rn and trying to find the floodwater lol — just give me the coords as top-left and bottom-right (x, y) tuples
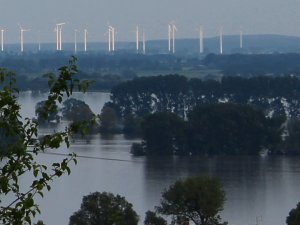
(8, 92), (300, 225)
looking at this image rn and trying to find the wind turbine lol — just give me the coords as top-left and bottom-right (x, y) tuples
(168, 24), (171, 52)
(84, 29), (88, 52)
(1, 29), (4, 52)
(219, 26), (223, 54)
(38, 31), (41, 51)
(142, 30), (146, 54)
(74, 29), (78, 53)
(111, 27), (116, 52)
(19, 24), (30, 52)
(55, 22), (65, 51)
(108, 25), (116, 52)
(168, 23), (177, 53)
(108, 25), (113, 52)
(136, 26), (139, 52)
(172, 24), (177, 53)
(199, 26), (204, 54)
(240, 30), (243, 49)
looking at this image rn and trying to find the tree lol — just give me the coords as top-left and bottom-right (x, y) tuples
(99, 106), (120, 134)
(286, 202), (300, 225)
(61, 98), (94, 122)
(284, 119), (300, 154)
(35, 100), (60, 124)
(69, 192), (139, 225)
(144, 211), (167, 225)
(187, 103), (283, 155)
(0, 57), (91, 225)
(141, 112), (186, 155)
(157, 176), (226, 225)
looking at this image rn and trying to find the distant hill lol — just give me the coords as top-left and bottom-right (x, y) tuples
(2, 34), (300, 54)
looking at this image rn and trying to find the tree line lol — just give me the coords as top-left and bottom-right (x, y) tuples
(131, 104), (285, 156)
(109, 74), (300, 119)
(203, 53), (300, 76)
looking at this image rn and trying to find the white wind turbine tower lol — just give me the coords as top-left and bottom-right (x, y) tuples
(172, 24), (177, 54)
(199, 26), (204, 54)
(240, 30), (243, 49)
(74, 29), (78, 53)
(108, 25), (116, 52)
(108, 25), (113, 52)
(1, 29), (4, 52)
(219, 26), (223, 54)
(136, 26), (139, 52)
(55, 22), (65, 51)
(142, 30), (146, 54)
(84, 29), (88, 52)
(168, 24), (171, 52)
(111, 27), (116, 52)
(38, 31), (41, 51)
(19, 24), (30, 52)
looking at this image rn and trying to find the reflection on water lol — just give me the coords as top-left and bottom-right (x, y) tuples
(9, 92), (300, 225)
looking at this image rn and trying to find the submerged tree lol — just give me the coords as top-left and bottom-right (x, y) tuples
(69, 192), (139, 225)
(35, 100), (60, 124)
(0, 57), (91, 224)
(157, 176), (226, 225)
(61, 98), (94, 122)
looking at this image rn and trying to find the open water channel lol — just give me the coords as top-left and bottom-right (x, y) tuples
(10, 92), (300, 225)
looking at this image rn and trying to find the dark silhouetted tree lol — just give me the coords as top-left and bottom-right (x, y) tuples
(157, 176), (226, 225)
(69, 192), (139, 225)
(286, 202), (300, 225)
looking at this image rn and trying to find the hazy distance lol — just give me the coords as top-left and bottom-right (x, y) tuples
(0, 0), (299, 43)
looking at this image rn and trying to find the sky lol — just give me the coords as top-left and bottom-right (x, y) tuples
(0, 0), (300, 44)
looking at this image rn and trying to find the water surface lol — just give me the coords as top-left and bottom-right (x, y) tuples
(10, 92), (300, 225)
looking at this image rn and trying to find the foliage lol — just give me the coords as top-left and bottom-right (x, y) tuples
(203, 53), (300, 76)
(187, 103), (283, 155)
(34, 221), (45, 225)
(123, 113), (142, 135)
(284, 119), (300, 154)
(99, 106), (120, 134)
(110, 75), (189, 118)
(61, 98), (94, 122)
(130, 143), (145, 156)
(156, 176), (226, 225)
(144, 210), (167, 225)
(35, 100), (60, 124)
(69, 192), (139, 225)
(135, 104), (283, 155)
(0, 57), (91, 225)
(286, 202), (300, 225)
(141, 112), (186, 155)
(109, 74), (300, 119)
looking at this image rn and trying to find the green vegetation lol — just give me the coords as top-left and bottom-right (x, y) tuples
(110, 75), (300, 119)
(286, 203), (300, 225)
(157, 176), (226, 225)
(69, 192), (139, 225)
(283, 119), (300, 155)
(99, 105), (121, 134)
(62, 98), (94, 122)
(0, 57), (91, 224)
(137, 104), (283, 156)
(141, 112), (186, 155)
(35, 100), (60, 124)
(144, 211), (167, 225)
(203, 53), (300, 76)
(69, 177), (226, 225)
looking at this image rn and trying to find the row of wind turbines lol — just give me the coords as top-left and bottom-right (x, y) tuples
(0, 22), (244, 54)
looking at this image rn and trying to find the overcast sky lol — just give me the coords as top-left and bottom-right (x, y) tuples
(0, 0), (300, 43)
